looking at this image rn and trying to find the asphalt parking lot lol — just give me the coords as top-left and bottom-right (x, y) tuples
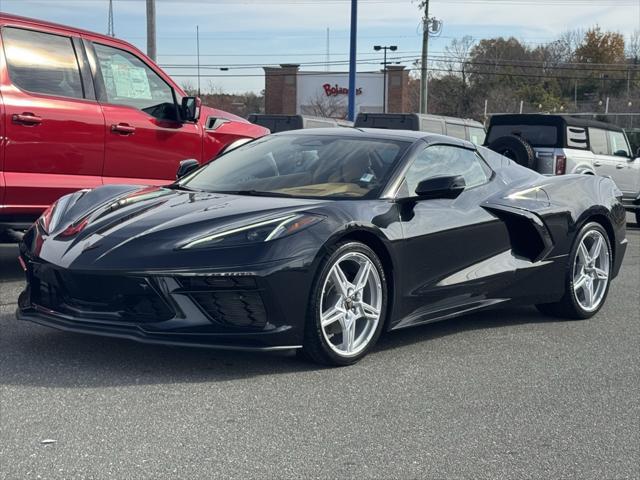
(1, 218), (638, 479)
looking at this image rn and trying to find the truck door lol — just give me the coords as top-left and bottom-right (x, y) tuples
(589, 127), (618, 179)
(0, 26), (104, 218)
(86, 40), (202, 184)
(607, 129), (640, 199)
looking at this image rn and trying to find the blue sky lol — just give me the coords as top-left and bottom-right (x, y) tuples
(0, 0), (637, 93)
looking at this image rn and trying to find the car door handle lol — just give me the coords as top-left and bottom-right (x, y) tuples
(12, 113), (42, 125)
(616, 164), (624, 169)
(111, 123), (136, 135)
(593, 161), (602, 167)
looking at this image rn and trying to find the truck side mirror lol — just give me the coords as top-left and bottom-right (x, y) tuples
(180, 97), (200, 123)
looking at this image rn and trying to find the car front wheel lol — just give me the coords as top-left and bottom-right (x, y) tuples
(302, 241), (387, 366)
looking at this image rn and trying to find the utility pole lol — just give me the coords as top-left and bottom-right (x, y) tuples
(107, 0), (115, 37)
(347, 0), (358, 121)
(146, 0), (156, 61)
(196, 25), (201, 96)
(419, 0), (429, 114)
(326, 28), (330, 72)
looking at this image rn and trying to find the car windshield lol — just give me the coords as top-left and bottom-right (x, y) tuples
(180, 134), (411, 198)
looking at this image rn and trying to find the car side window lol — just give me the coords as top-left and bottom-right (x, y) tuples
(468, 127), (486, 146)
(420, 118), (444, 134)
(446, 123), (466, 140)
(608, 131), (630, 157)
(404, 145), (491, 196)
(2, 27), (84, 99)
(93, 43), (176, 120)
(589, 128), (608, 155)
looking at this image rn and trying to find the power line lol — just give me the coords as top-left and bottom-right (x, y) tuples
(168, 65), (637, 82)
(7, 0), (634, 4)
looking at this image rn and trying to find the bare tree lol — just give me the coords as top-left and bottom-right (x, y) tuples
(303, 92), (347, 119)
(627, 30), (640, 61)
(436, 36), (475, 115)
(181, 80), (197, 96)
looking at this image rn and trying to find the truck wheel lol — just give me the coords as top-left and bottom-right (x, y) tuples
(488, 135), (536, 170)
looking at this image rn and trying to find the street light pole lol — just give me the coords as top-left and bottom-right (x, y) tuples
(347, 0), (358, 121)
(374, 45), (397, 114)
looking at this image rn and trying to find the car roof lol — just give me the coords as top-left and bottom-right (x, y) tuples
(273, 127), (475, 148)
(489, 114), (624, 132)
(355, 112), (484, 128)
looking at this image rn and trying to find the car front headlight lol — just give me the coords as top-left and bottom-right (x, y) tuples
(179, 213), (325, 250)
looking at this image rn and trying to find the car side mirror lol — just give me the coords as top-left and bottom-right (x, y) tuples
(180, 96), (200, 123)
(414, 175), (466, 200)
(176, 158), (200, 179)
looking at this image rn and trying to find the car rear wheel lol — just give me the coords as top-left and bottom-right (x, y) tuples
(536, 222), (612, 319)
(302, 242), (387, 366)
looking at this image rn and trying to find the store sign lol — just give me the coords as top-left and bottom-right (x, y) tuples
(323, 83), (363, 97)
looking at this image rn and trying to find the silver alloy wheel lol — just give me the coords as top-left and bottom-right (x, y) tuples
(572, 229), (610, 312)
(319, 252), (383, 357)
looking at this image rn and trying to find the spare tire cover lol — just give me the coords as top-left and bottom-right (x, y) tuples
(487, 135), (536, 170)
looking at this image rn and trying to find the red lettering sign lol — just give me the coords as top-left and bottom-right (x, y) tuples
(322, 83), (363, 97)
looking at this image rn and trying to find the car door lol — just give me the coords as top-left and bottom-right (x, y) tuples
(86, 40), (202, 184)
(589, 127), (617, 178)
(395, 143), (513, 325)
(607, 129), (640, 198)
(0, 26), (104, 215)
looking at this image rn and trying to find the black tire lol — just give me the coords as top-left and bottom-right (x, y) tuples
(635, 210), (640, 227)
(536, 222), (612, 320)
(301, 241), (388, 366)
(488, 135), (536, 169)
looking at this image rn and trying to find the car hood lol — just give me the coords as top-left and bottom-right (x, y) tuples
(26, 184), (329, 270)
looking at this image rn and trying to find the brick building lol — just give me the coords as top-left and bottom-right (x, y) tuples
(263, 64), (410, 117)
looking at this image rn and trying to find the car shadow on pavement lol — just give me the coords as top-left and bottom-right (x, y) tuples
(0, 304), (556, 389)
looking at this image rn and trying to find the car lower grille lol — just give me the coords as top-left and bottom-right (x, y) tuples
(30, 265), (173, 323)
(177, 276), (267, 330)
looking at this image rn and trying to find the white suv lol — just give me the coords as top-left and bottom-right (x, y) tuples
(486, 114), (640, 224)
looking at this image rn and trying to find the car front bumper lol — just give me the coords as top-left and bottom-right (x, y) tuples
(16, 255), (315, 351)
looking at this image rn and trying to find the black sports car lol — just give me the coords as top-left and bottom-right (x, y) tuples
(17, 129), (627, 366)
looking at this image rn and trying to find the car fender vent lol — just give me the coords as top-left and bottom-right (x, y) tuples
(483, 204), (554, 262)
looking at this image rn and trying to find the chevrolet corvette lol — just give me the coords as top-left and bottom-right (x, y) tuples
(17, 129), (628, 365)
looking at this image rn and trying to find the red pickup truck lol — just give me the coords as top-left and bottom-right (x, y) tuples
(0, 14), (269, 233)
